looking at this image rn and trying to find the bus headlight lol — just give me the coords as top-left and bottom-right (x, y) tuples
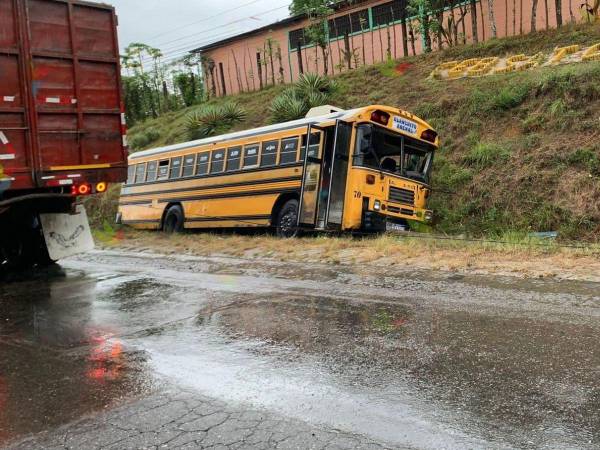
(374, 200), (381, 211)
(425, 210), (434, 222)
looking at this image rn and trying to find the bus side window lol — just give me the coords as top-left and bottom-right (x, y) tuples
(157, 160), (169, 180)
(210, 149), (225, 174)
(146, 161), (158, 182)
(243, 144), (259, 168)
(226, 146), (242, 172)
(127, 165), (135, 184)
(182, 155), (196, 177)
(280, 137), (299, 165)
(300, 133), (321, 160)
(170, 156), (183, 179)
(261, 140), (279, 167)
(196, 152), (210, 175)
(134, 163), (146, 184)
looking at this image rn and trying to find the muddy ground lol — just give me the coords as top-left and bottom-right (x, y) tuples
(1, 249), (600, 449)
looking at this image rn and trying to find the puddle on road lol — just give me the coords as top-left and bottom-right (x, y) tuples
(0, 271), (156, 446)
(145, 294), (600, 449)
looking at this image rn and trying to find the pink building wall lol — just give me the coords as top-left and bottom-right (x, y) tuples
(200, 0), (591, 97)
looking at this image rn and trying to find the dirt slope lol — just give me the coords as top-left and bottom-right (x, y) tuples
(127, 23), (600, 241)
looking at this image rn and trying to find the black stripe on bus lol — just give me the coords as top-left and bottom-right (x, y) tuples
(122, 219), (160, 225)
(186, 214), (272, 223)
(124, 162), (304, 189)
(121, 175), (303, 198)
(119, 187), (300, 207)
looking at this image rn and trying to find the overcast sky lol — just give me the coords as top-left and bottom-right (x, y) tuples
(91, 0), (291, 63)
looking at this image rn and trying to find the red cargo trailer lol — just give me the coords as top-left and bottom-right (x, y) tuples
(0, 0), (127, 269)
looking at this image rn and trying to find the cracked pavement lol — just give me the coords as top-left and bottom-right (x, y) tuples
(3, 249), (600, 449)
(7, 388), (389, 450)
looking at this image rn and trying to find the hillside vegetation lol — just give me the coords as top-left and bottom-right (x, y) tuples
(127, 24), (600, 241)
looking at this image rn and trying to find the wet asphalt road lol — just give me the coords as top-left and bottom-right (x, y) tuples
(1, 250), (600, 449)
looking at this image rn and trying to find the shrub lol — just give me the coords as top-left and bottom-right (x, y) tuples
(269, 89), (309, 123)
(463, 142), (511, 168)
(269, 73), (338, 123)
(128, 128), (160, 150)
(567, 147), (600, 175)
(186, 102), (246, 140)
(491, 85), (530, 111)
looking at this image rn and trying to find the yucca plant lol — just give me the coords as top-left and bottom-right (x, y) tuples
(221, 102), (247, 124)
(295, 73), (337, 96)
(269, 89), (308, 124)
(268, 73), (338, 123)
(186, 102), (247, 140)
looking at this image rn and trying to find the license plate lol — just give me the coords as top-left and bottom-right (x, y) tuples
(40, 204), (95, 261)
(386, 222), (407, 232)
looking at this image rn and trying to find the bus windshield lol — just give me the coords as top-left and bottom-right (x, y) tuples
(354, 124), (435, 183)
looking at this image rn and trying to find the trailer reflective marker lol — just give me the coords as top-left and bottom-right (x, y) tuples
(0, 132), (15, 158)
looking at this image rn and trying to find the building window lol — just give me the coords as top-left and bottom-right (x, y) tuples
(372, 0), (407, 27)
(289, 28), (308, 50)
(328, 15), (352, 38)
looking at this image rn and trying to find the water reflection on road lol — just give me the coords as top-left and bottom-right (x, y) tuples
(2, 253), (600, 449)
(220, 297), (599, 447)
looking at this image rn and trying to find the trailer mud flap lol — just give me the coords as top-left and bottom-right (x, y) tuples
(40, 205), (94, 261)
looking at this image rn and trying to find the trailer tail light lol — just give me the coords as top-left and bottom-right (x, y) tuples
(96, 182), (107, 193)
(421, 129), (438, 143)
(71, 183), (92, 196)
(370, 110), (390, 126)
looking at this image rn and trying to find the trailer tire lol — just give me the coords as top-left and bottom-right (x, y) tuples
(275, 199), (299, 238)
(163, 205), (185, 233)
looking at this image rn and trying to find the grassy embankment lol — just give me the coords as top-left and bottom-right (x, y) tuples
(89, 22), (600, 274)
(121, 23), (600, 242)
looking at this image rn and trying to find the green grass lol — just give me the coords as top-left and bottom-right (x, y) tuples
(123, 23), (600, 242)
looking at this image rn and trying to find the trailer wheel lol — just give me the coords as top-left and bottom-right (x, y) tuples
(0, 239), (25, 270)
(275, 199), (299, 238)
(163, 205), (184, 233)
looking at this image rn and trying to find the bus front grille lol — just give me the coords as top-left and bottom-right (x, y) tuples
(389, 187), (415, 206)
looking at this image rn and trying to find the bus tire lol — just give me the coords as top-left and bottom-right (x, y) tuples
(163, 205), (184, 233)
(275, 199), (299, 238)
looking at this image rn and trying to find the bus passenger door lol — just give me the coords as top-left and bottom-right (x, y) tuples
(298, 125), (324, 228)
(325, 121), (352, 229)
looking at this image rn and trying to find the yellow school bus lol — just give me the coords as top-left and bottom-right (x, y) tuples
(118, 105), (438, 237)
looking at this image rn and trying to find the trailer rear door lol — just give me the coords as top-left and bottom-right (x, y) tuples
(0, 0), (127, 190)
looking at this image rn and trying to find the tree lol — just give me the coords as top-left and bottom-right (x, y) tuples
(531, 0), (539, 31)
(290, 0), (334, 75)
(488, 0), (498, 38)
(555, 0), (563, 26)
(470, 0), (479, 43)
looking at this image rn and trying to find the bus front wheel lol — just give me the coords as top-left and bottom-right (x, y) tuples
(275, 199), (299, 238)
(163, 205), (184, 233)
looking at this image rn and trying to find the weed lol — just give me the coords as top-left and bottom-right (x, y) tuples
(129, 128), (160, 150)
(464, 142), (511, 168)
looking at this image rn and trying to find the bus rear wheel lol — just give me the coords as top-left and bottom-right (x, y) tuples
(163, 205), (184, 233)
(275, 199), (299, 238)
